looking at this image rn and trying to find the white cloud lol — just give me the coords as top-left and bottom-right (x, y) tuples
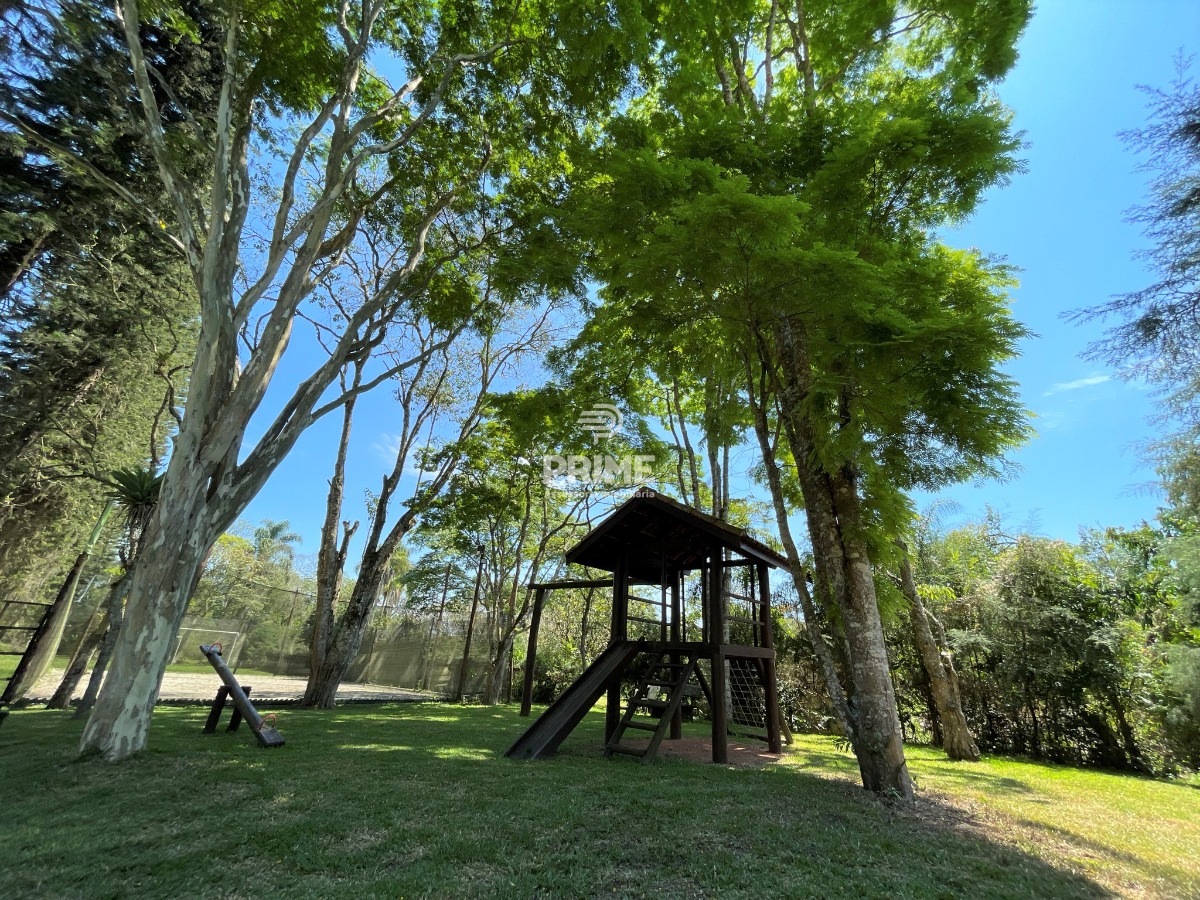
(1033, 410), (1065, 431)
(1043, 375), (1110, 397)
(372, 433), (403, 462)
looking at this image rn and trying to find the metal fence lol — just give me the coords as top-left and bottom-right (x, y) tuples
(173, 610), (494, 698)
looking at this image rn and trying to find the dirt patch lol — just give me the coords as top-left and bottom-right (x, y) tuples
(621, 736), (783, 768)
(26, 668), (436, 704)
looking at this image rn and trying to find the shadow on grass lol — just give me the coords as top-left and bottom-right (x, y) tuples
(0, 704), (1115, 899)
(913, 761), (1039, 797)
(1014, 818), (1151, 870)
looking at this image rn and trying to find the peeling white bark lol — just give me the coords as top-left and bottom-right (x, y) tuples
(79, 1), (506, 759)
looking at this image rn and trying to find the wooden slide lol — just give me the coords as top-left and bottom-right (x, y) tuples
(505, 640), (641, 760)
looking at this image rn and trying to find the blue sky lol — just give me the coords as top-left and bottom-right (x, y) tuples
(909, 0), (1200, 539)
(243, 1), (1200, 557)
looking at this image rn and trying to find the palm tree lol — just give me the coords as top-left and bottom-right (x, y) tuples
(20, 465), (164, 710)
(105, 466), (164, 563)
(252, 519), (303, 571)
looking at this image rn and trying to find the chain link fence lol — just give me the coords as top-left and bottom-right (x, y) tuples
(173, 609), (494, 698)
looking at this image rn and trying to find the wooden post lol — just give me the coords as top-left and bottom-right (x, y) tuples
(606, 553), (629, 744)
(758, 562), (782, 754)
(203, 686), (254, 733)
(199, 645), (283, 747)
(520, 587), (547, 717)
(203, 687), (230, 734)
(669, 564), (683, 740)
(708, 548), (727, 764)
(227, 687), (252, 732)
(659, 554), (668, 644)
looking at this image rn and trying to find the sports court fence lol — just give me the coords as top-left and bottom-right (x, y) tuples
(171, 608), (494, 698)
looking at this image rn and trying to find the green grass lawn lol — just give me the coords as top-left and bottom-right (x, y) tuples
(0, 652), (19, 681)
(1, 703), (1196, 899)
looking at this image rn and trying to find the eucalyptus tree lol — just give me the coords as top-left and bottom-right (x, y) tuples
(565, 0), (1032, 796)
(4, 0), (654, 759)
(303, 295), (562, 708)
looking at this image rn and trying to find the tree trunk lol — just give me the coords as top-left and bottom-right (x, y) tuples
(1108, 691), (1145, 772)
(1025, 679), (1042, 756)
(835, 501), (913, 797)
(668, 377), (702, 507)
(915, 663), (943, 746)
(46, 609), (108, 710)
(303, 547), (388, 709)
(74, 570), (131, 719)
(743, 357), (856, 739)
(896, 544), (980, 761)
(772, 318), (913, 798)
(309, 369), (361, 693)
(520, 587), (546, 716)
(484, 634), (512, 705)
(579, 587), (595, 668)
(7, 502), (114, 700)
(78, 464), (216, 759)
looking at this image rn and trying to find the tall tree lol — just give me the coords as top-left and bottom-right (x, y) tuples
(19, 0), (652, 759)
(1076, 59), (1200, 414)
(303, 299), (559, 708)
(562, 0), (1032, 796)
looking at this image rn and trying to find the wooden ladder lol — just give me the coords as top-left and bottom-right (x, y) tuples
(605, 651), (696, 763)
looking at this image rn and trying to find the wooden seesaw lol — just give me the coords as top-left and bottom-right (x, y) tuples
(199, 643), (285, 748)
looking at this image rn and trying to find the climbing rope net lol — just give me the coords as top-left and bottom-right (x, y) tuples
(727, 657), (769, 737)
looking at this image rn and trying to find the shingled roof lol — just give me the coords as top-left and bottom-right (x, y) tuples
(565, 488), (790, 582)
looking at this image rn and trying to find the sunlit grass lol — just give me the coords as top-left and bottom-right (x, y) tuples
(0, 702), (1196, 898)
(890, 745), (1200, 896)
